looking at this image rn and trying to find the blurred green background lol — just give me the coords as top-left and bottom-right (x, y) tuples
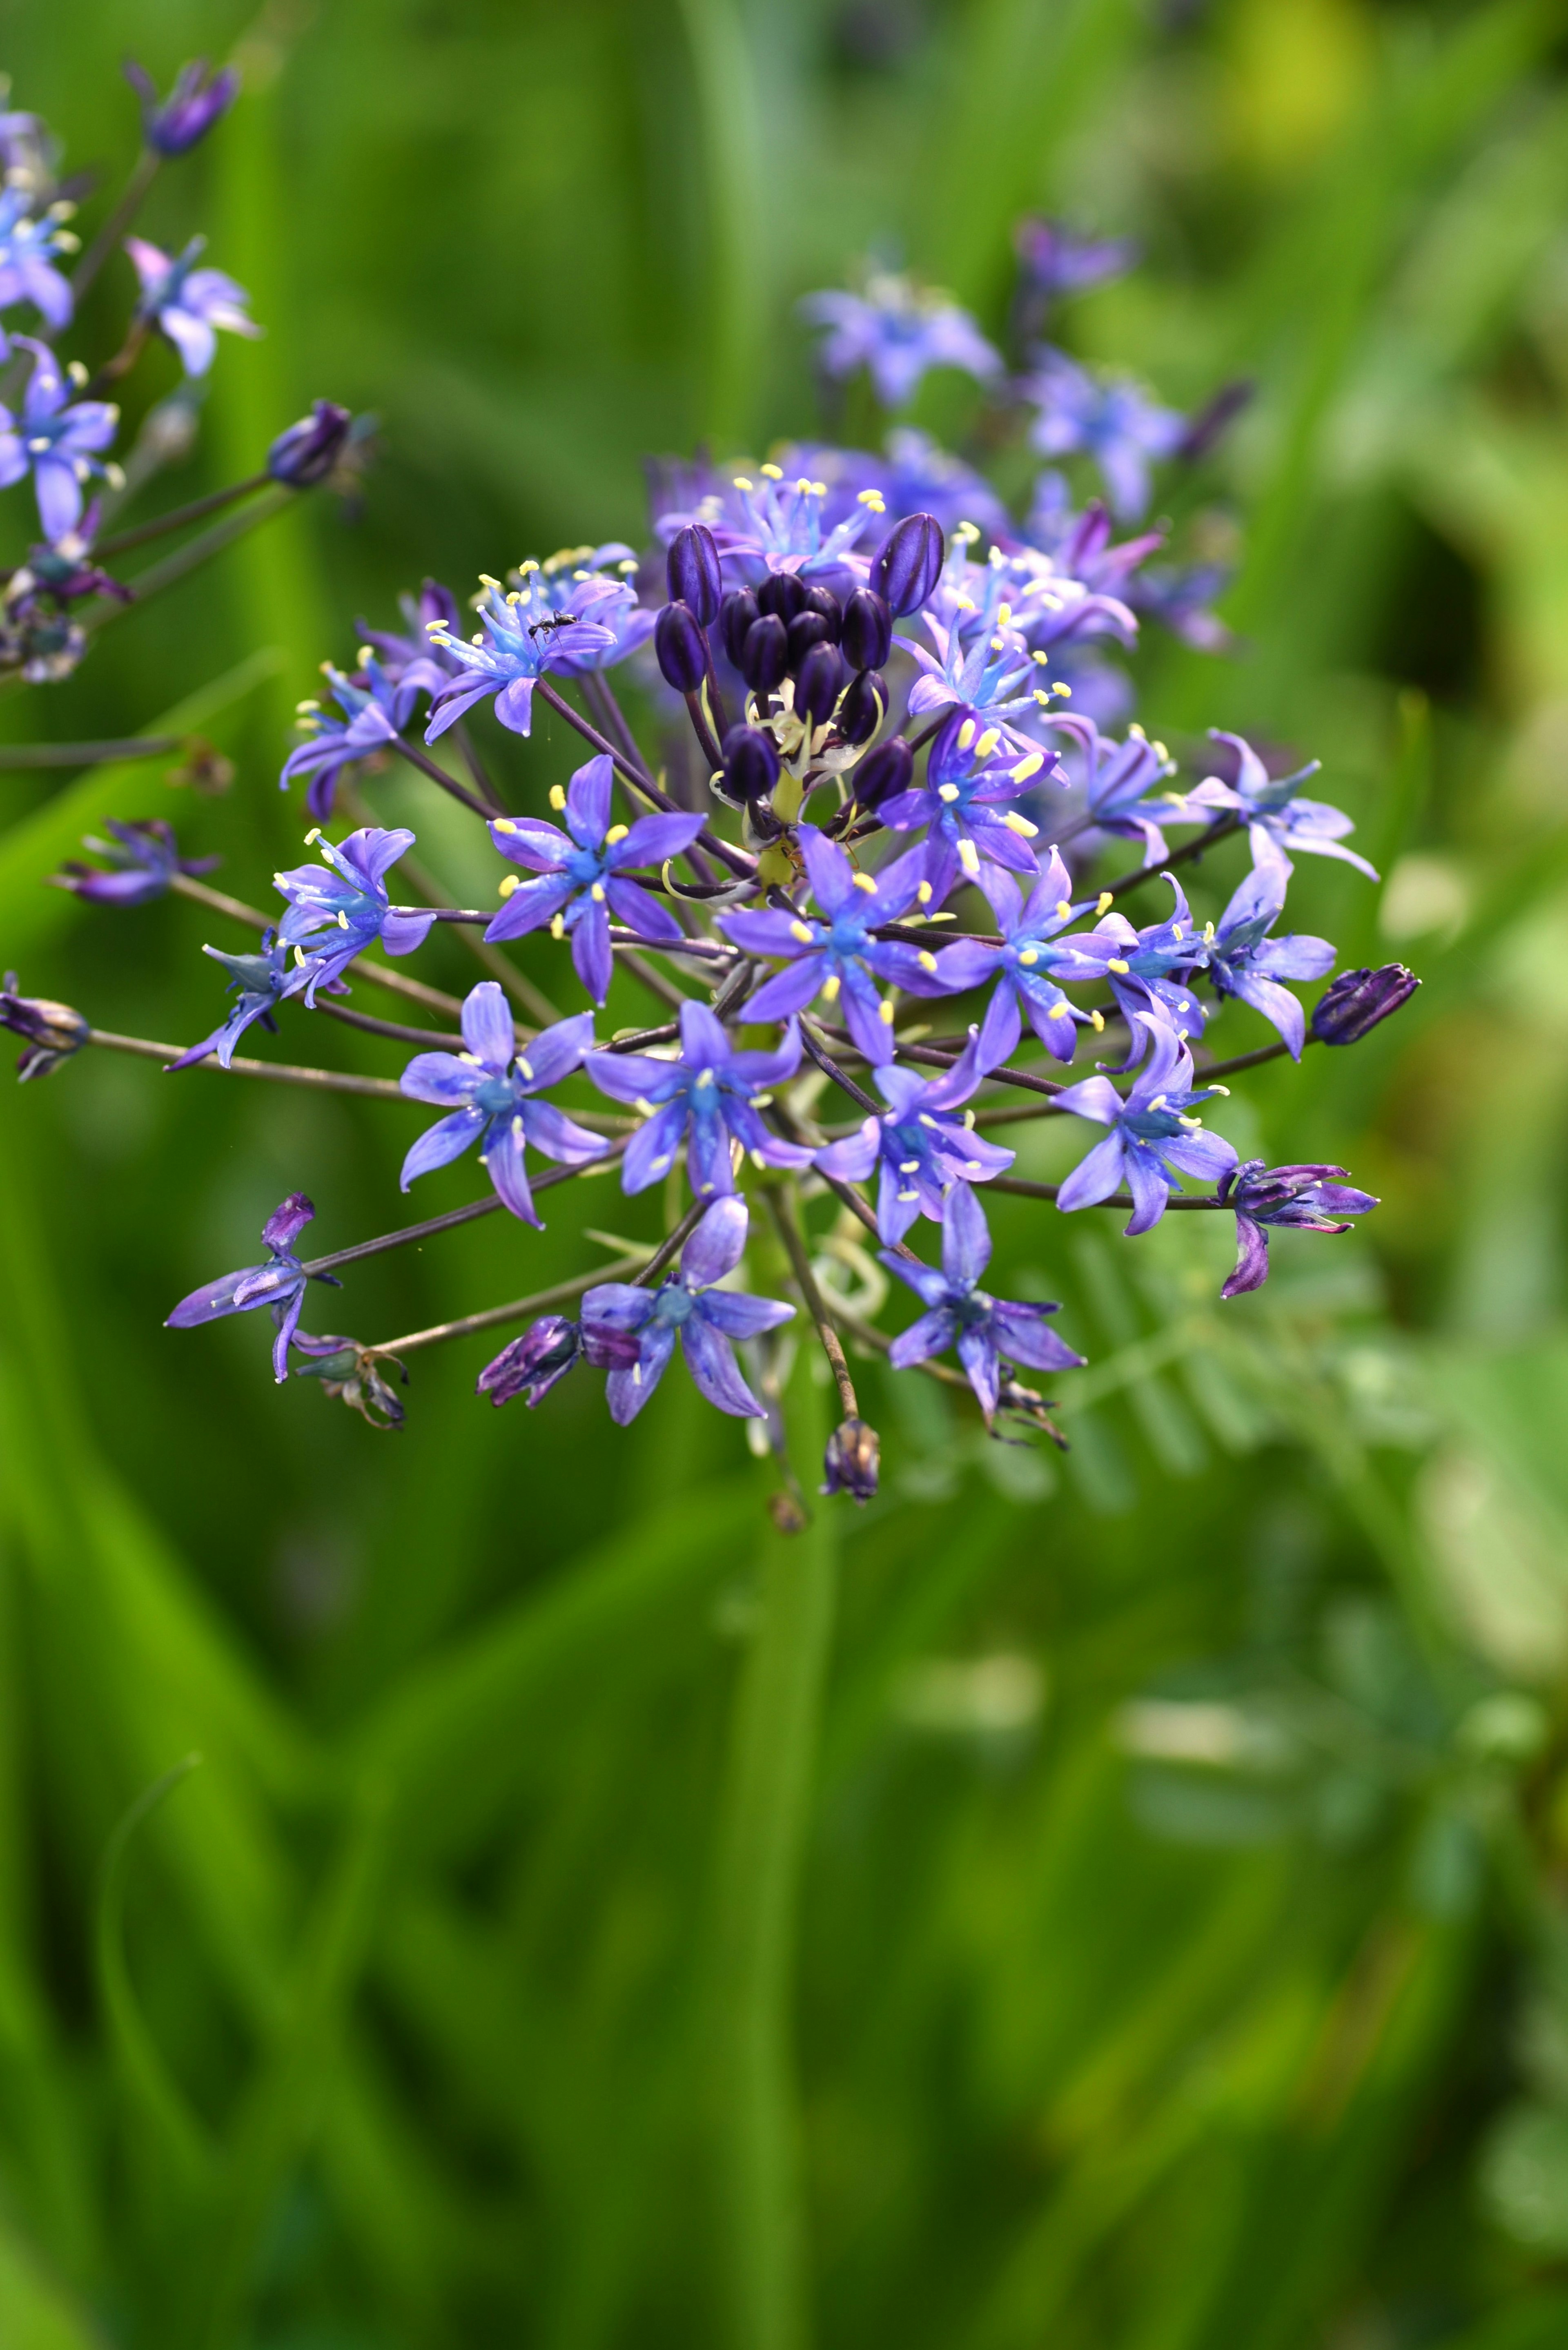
(2, 0), (1568, 2344)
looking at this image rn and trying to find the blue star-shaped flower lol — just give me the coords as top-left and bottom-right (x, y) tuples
(814, 1029), (1016, 1243)
(933, 846), (1096, 1066)
(1203, 864), (1335, 1059)
(582, 1196), (795, 1425)
(1054, 1014), (1237, 1235)
(422, 564), (628, 740)
(1020, 346), (1185, 520)
(126, 235), (258, 377)
(799, 273), (1002, 408)
(882, 1183), (1082, 1421)
(586, 998), (813, 1197)
(0, 338), (118, 541)
(878, 711), (1050, 899)
(0, 187), (75, 349)
(399, 985), (608, 1224)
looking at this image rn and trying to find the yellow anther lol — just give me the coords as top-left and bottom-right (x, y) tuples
(304, 827), (322, 845)
(732, 476), (754, 492)
(590, 883), (606, 902)
(1056, 899), (1073, 919)
(976, 728), (1000, 759)
(1054, 683), (1072, 698)
(1149, 1094), (1167, 1110)
(550, 913), (565, 940)
(916, 881), (933, 905)
(957, 719), (976, 752)
(821, 974), (841, 1003)
(1012, 753), (1044, 783)
(1096, 891), (1114, 915)
(958, 838), (980, 876)
(356, 647), (376, 668)
(295, 698), (321, 713)
(1033, 651), (1050, 666)
(1090, 1008), (1105, 1032)
(899, 1159), (920, 1175)
(478, 572), (501, 589)
(1049, 999), (1071, 1016)
(1107, 956), (1130, 974)
(1018, 948), (1038, 967)
(852, 870), (878, 893)
(549, 785), (567, 810)
(518, 558), (539, 575)
(790, 920), (815, 944)
(760, 462), (783, 479)
(1002, 812), (1038, 837)
(938, 783), (961, 804)
(879, 998), (895, 1023)
(918, 951), (938, 974)
(498, 875), (521, 897)
(996, 603), (1011, 627)
(605, 824), (629, 845)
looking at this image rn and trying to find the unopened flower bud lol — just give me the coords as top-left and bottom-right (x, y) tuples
(124, 57), (239, 156)
(794, 640), (844, 728)
(837, 669), (887, 746)
(720, 724), (780, 806)
(719, 587), (760, 668)
(266, 400), (353, 487)
(871, 512), (944, 616)
(800, 583), (843, 638)
(477, 1314), (584, 1408)
(654, 600), (709, 695)
(666, 524), (723, 625)
(786, 608), (834, 668)
(822, 1417), (880, 1504)
(851, 734), (913, 809)
(1311, 963), (1418, 1046)
(739, 613), (788, 694)
(757, 569), (808, 623)
(0, 973), (89, 1080)
(840, 585), (892, 671)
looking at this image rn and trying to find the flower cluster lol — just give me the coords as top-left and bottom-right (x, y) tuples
(12, 160), (1412, 1515)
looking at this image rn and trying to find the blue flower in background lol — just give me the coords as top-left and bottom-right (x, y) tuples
(1203, 864), (1336, 1059)
(784, 430), (1012, 542)
(586, 999), (813, 1197)
(1218, 1160), (1379, 1298)
(582, 1196), (795, 1425)
(800, 273), (1002, 408)
(165, 1192), (338, 1385)
(1170, 729), (1378, 880)
(1054, 1014), (1237, 1234)
(0, 338), (118, 540)
(1013, 218), (1139, 306)
(126, 235), (259, 377)
(123, 56), (239, 154)
(814, 1030), (1016, 1244)
(882, 1183), (1082, 1421)
(399, 986), (607, 1224)
(662, 465), (880, 591)
(272, 825), (435, 1001)
(933, 847), (1096, 1066)
(51, 816), (218, 907)
(1020, 346), (1185, 519)
(0, 187), (75, 347)
(281, 653), (424, 823)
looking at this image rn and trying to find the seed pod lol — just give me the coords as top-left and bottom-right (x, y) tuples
(822, 1417), (880, 1503)
(836, 669), (887, 746)
(739, 613), (789, 694)
(851, 734), (914, 809)
(871, 512), (944, 616)
(654, 600), (708, 695)
(718, 587), (760, 668)
(666, 524), (723, 625)
(840, 586), (892, 671)
(794, 640), (844, 728)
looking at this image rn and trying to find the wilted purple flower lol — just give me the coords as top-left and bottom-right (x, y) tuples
(801, 274), (1002, 408)
(882, 1184), (1082, 1421)
(399, 987), (606, 1223)
(0, 187), (76, 347)
(1311, 963), (1419, 1045)
(1218, 1160), (1378, 1298)
(815, 1030), (1016, 1244)
(272, 825), (435, 1001)
(11, 502), (128, 607)
(582, 1196), (794, 1425)
(721, 825), (945, 1066)
(822, 1416), (880, 1503)
(477, 1312), (638, 1408)
(1054, 1014), (1237, 1234)
(1172, 729), (1376, 879)
(124, 57), (239, 156)
(165, 1193), (337, 1385)
(1050, 874), (1209, 1059)
(423, 566), (626, 739)
(165, 934), (317, 1072)
(485, 754), (704, 1005)
(879, 711), (1049, 899)
(0, 972), (88, 1079)
(50, 816), (218, 907)
(1203, 864), (1334, 1059)
(267, 400), (352, 487)
(1020, 347), (1185, 519)
(586, 998), (812, 1197)
(933, 846), (1095, 1066)
(0, 339), (118, 541)
(126, 235), (258, 377)
(282, 655), (411, 823)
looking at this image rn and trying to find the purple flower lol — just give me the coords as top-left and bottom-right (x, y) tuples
(822, 1416), (880, 1503)
(1067, 723), (1180, 868)
(1203, 864), (1335, 1060)
(1125, 561), (1232, 654)
(484, 754), (703, 1006)
(282, 655), (411, 823)
(1172, 730), (1377, 880)
(781, 431), (1011, 542)
(13, 501), (128, 606)
(659, 467), (879, 593)
(1218, 1160), (1378, 1298)
(399, 986), (606, 1224)
(272, 825), (435, 1002)
(582, 1196), (794, 1425)
(1312, 963), (1419, 1044)
(814, 1030), (1016, 1243)
(0, 339), (118, 541)
(1020, 476), (1165, 599)
(1054, 1014), (1237, 1235)
(166, 934), (314, 1072)
(896, 600), (1042, 748)
(423, 565), (628, 740)
(879, 711), (1049, 899)
(123, 58), (239, 156)
(1050, 874), (1209, 1061)
(0, 187), (75, 348)
(267, 401), (352, 486)
(932, 847), (1095, 1066)
(882, 1183), (1082, 1421)
(51, 816), (218, 907)
(586, 998), (812, 1197)
(537, 546), (655, 674)
(125, 235), (258, 377)
(801, 274), (1003, 408)
(477, 1313), (639, 1408)
(355, 580), (466, 708)
(165, 1193), (338, 1385)
(1020, 347), (1185, 520)
(0, 972), (88, 1079)
(720, 826), (946, 1067)
(1013, 219), (1139, 307)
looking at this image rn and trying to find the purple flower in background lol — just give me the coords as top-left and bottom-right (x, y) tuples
(801, 273), (1002, 408)
(1013, 218), (1139, 307)
(126, 235), (258, 377)
(1203, 864), (1335, 1059)
(165, 1193), (337, 1385)
(281, 655), (412, 823)
(933, 847), (1095, 1066)
(267, 400), (352, 486)
(783, 430), (1011, 542)
(1218, 1160), (1378, 1298)
(882, 1183), (1082, 1421)
(165, 934), (314, 1072)
(356, 580), (466, 709)
(399, 986), (606, 1223)
(423, 566), (626, 740)
(0, 339), (118, 540)
(1172, 730), (1377, 879)
(1020, 476), (1165, 598)
(124, 57), (239, 156)
(1125, 561), (1232, 654)
(586, 999), (812, 1197)
(484, 754), (703, 1004)
(1020, 347), (1185, 519)
(815, 1030), (1016, 1243)
(879, 711), (1048, 898)
(582, 1196), (795, 1425)
(50, 816), (218, 907)
(1068, 724), (1180, 867)
(0, 972), (88, 1079)
(1050, 874), (1209, 1058)
(660, 467), (878, 591)
(0, 187), (76, 348)
(1054, 1014), (1237, 1234)
(272, 825), (435, 1001)
(721, 826), (944, 1067)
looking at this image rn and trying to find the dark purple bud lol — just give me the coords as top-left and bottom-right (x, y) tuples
(124, 57), (239, 156)
(0, 973), (89, 1081)
(837, 670), (887, 746)
(800, 584), (843, 639)
(851, 734), (913, 808)
(655, 600), (709, 695)
(757, 570), (808, 623)
(719, 588), (760, 668)
(266, 401), (353, 487)
(666, 524), (723, 626)
(1311, 964), (1419, 1046)
(840, 586), (892, 672)
(739, 613), (788, 695)
(720, 725), (780, 806)
(822, 1417), (880, 1504)
(794, 641), (844, 728)
(786, 609), (833, 669)
(871, 513), (944, 617)
(477, 1315), (584, 1408)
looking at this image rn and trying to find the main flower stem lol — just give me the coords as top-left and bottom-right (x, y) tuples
(303, 1146), (625, 1276)
(764, 1186), (858, 1420)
